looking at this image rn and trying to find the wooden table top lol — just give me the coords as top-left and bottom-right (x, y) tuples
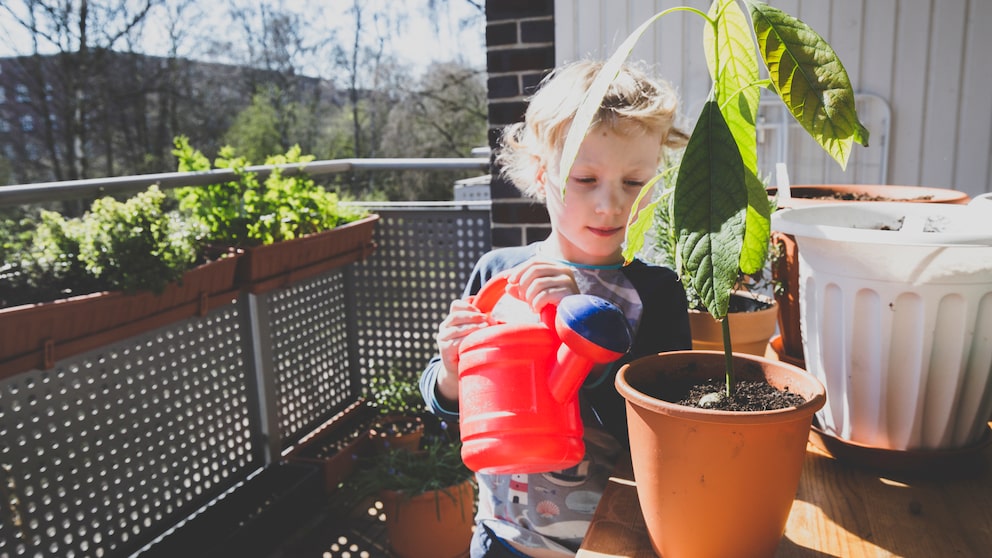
(578, 425), (992, 558)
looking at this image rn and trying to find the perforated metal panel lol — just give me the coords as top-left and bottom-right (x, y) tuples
(266, 269), (358, 447)
(0, 202), (492, 558)
(0, 306), (255, 558)
(351, 205), (491, 388)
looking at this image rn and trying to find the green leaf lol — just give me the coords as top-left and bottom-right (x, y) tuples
(674, 100), (747, 320)
(706, 0), (760, 174)
(739, 168), (770, 275)
(621, 173), (666, 263)
(558, 6), (693, 194)
(745, 0), (870, 169)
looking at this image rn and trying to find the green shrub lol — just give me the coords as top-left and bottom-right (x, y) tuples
(0, 186), (206, 308)
(74, 186), (205, 294)
(172, 136), (367, 248)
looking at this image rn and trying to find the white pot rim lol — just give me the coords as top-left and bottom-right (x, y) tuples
(771, 201), (992, 246)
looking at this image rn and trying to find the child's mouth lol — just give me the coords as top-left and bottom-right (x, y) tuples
(588, 227), (621, 237)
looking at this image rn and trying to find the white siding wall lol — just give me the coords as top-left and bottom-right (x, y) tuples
(555, 0), (992, 197)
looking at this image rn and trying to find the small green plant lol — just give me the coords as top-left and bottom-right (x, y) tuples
(366, 370), (426, 417)
(562, 0), (868, 397)
(340, 417), (475, 519)
(172, 136), (367, 248)
(74, 186), (205, 293)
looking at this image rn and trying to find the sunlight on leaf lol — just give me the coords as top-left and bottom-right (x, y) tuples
(674, 100), (747, 320)
(706, 0), (760, 174)
(558, 7), (693, 197)
(622, 173), (667, 264)
(739, 168), (770, 275)
(744, 0), (869, 170)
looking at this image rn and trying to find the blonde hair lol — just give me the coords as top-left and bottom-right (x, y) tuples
(496, 60), (688, 200)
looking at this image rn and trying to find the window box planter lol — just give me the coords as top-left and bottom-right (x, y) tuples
(285, 399), (378, 494)
(0, 254), (241, 379)
(237, 213), (379, 294)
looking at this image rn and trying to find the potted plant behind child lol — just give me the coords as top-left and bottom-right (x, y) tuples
(341, 413), (476, 558)
(559, 1), (867, 556)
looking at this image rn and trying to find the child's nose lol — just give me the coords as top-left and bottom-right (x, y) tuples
(596, 184), (625, 215)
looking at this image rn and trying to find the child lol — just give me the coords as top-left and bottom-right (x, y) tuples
(420, 59), (692, 558)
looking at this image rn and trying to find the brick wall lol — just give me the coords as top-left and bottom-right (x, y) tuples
(485, 0), (555, 248)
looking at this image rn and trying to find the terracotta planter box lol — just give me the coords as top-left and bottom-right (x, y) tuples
(0, 255), (241, 380)
(237, 214), (379, 293)
(285, 399), (378, 494)
(138, 461), (323, 558)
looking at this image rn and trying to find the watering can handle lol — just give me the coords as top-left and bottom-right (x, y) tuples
(471, 271), (557, 330)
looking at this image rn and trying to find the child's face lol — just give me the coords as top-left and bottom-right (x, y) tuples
(540, 126), (663, 266)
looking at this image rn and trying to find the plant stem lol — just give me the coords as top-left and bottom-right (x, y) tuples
(721, 316), (734, 397)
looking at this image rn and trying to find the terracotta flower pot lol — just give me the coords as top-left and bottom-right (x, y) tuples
(768, 184), (970, 367)
(370, 414), (425, 454)
(380, 477), (476, 558)
(615, 351), (826, 558)
(687, 292), (778, 356)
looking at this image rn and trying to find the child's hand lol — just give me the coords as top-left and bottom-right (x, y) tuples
(505, 260), (580, 314)
(434, 298), (494, 403)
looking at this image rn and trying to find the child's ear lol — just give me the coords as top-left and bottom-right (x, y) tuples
(535, 164), (548, 195)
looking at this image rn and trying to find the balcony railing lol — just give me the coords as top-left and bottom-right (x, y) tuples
(0, 159), (492, 557)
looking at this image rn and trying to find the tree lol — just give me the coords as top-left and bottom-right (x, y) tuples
(377, 61), (488, 200)
(0, 0), (160, 182)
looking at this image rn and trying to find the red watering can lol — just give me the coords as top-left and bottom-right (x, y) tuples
(457, 272), (633, 474)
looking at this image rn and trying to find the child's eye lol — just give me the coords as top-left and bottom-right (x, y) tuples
(624, 179), (647, 187)
(572, 176), (597, 184)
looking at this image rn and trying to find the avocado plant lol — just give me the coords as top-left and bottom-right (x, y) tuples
(560, 0), (869, 398)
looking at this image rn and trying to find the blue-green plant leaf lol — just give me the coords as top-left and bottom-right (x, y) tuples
(674, 100), (747, 320)
(558, 6), (698, 195)
(744, 0), (869, 169)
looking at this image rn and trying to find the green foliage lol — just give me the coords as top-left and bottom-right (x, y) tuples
(340, 417), (475, 516)
(563, 0), (868, 395)
(74, 186), (205, 293)
(173, 136), (368, 247)
(366, 370), (427, 417)
(223, 91), (284, 163)
(1, 186), (205, 308)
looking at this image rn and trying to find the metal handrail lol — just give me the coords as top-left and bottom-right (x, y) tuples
(0, 157), (491, 207)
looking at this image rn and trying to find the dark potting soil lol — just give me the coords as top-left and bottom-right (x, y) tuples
(798, 191), (934, 202)
(675, 378), (807, 412)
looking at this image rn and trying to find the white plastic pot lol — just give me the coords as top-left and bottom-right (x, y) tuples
(771, 201), (992, 451)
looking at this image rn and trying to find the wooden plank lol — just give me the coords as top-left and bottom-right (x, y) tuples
(578, 427), (992, 558)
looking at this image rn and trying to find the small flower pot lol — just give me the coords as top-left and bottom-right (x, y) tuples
(687, 292), (778, 356)
(285, 399), (378, 494)
(370, 414), (425, 454)
(379, 477), (476, 558)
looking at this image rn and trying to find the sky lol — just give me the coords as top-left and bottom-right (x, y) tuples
(0, 0), (487, 78)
